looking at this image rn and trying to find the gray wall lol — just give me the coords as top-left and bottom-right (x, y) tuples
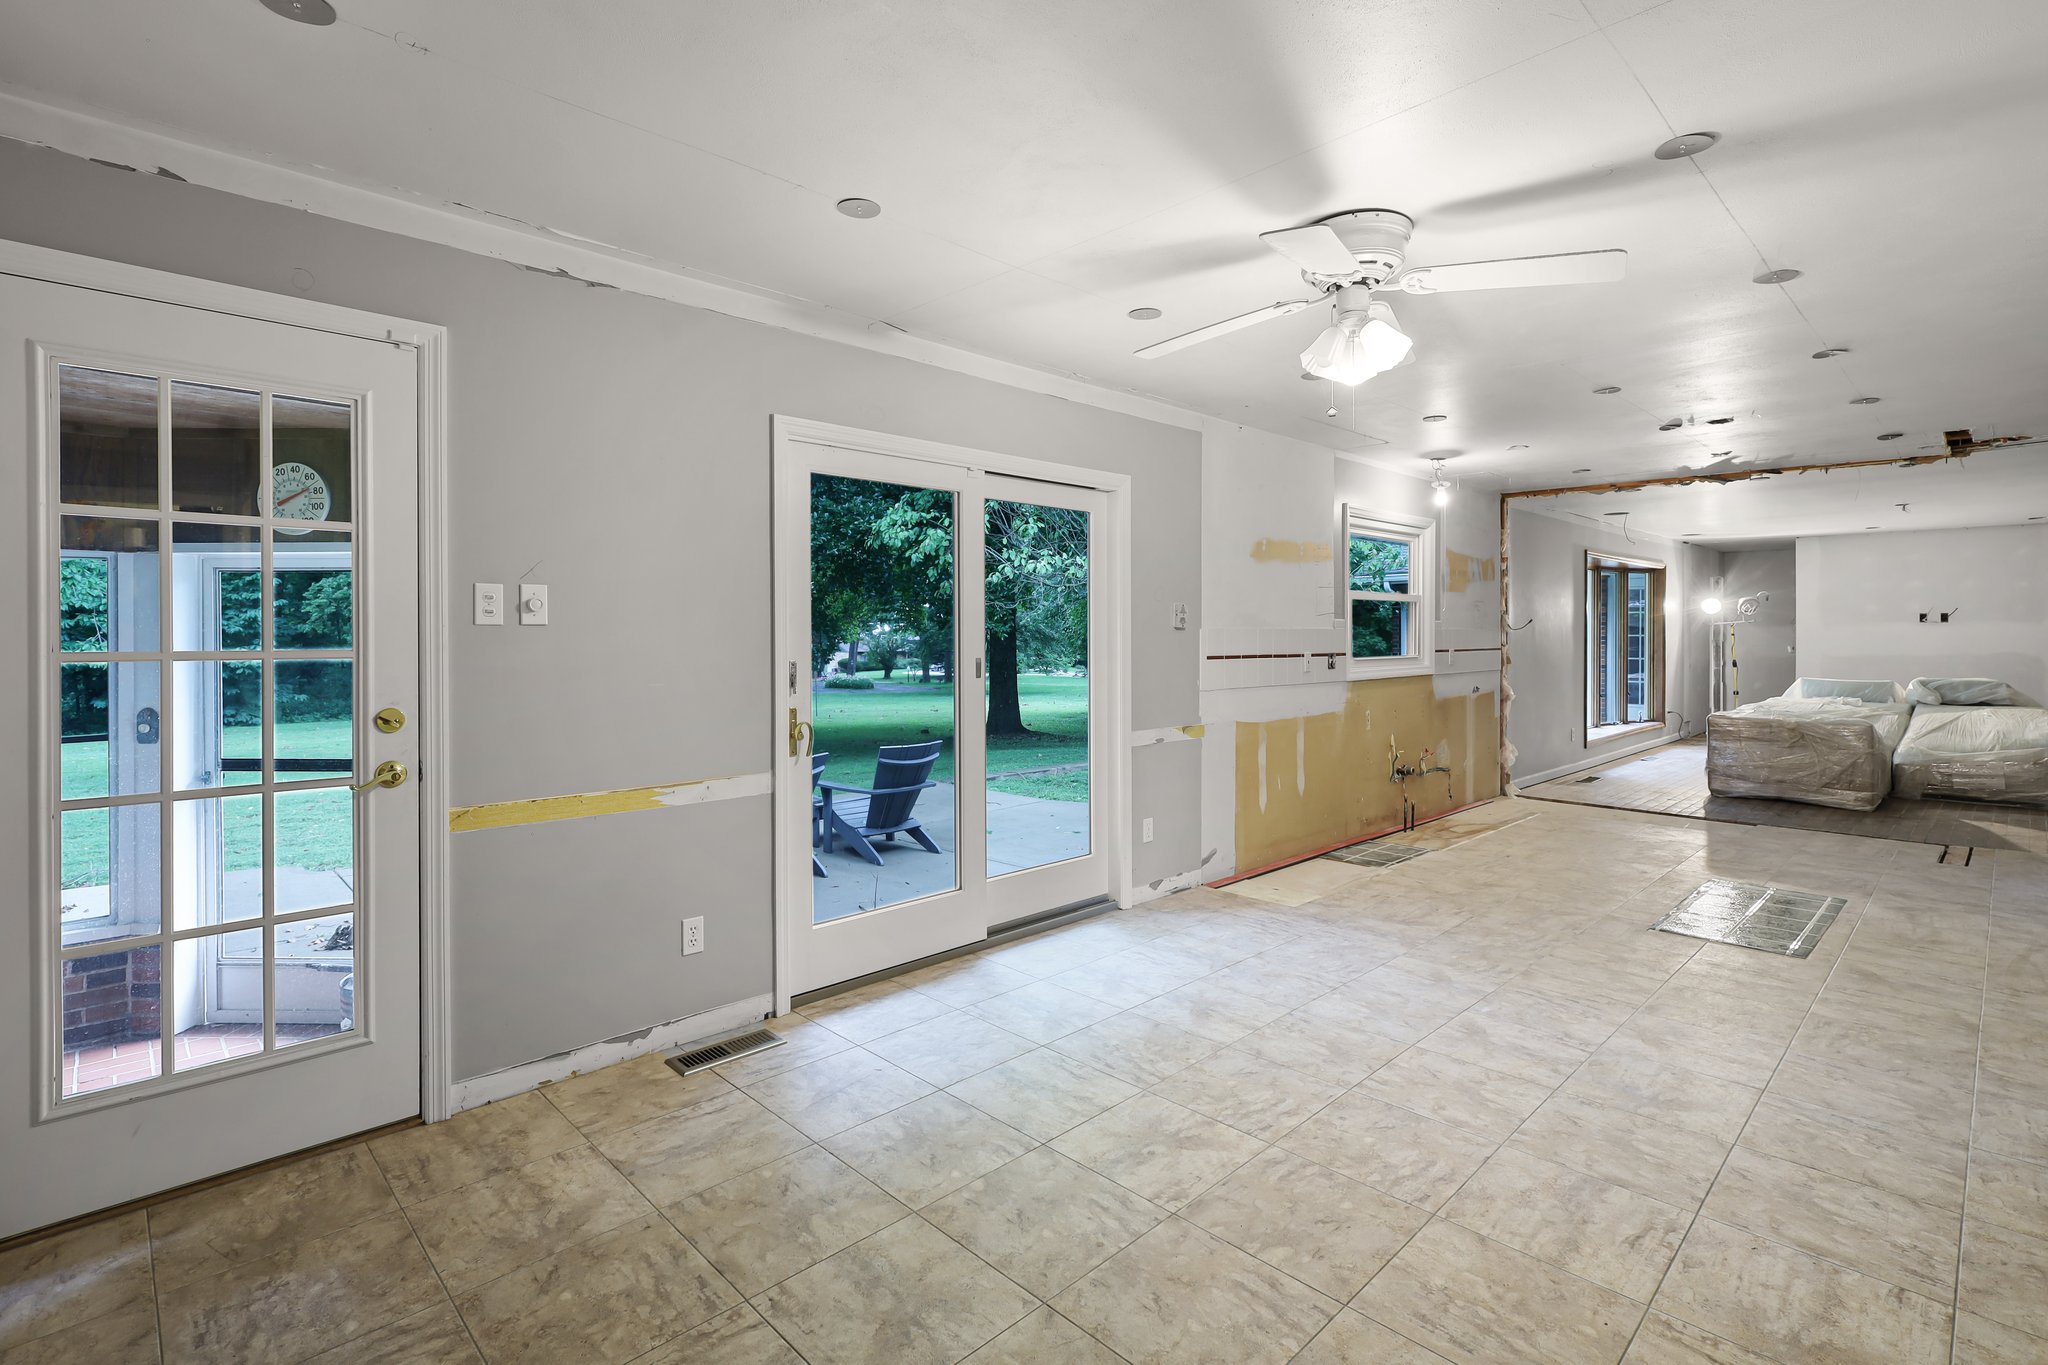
(1505, 503), (1717, 783)
(0, 139), (1203, 1082)
(1717, 547), (1796, 704)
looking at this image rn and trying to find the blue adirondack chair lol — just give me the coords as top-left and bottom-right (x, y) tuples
(810, 752), (830, 877)
(818, 740), (945, 867)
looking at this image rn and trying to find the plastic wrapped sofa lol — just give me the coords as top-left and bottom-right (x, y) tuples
(1893, 703), (2048, 805)
(1705, 686), (1912, 811)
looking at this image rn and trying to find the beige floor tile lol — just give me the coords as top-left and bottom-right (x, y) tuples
(1701, 1146), (1960, 1301)
(709, 1016), (856, 1087)
(1599, 1012), (1790, 1091)
(964, 981), (1124, 1044)
(1959, 1216), (2048, 1339)
(0, 1302), (158, 1365)
(664, 1146), (909, 1297)
(821, 1093), (1038, 1208)
(1181, 1147), (1429, 1301)
(0, 1212), (153, 1352)
(1765, 1051), (1974, 1146)
(1736, 1094), (1968, 1213)
(157, 1209), (443, 1365)
(633, 1304), (802, 1364)
(944, 1048), (1140, 1141)
(1199, 958), (1339, 1009)
(862, 1013), (1037, 1088)
(1044, 949), (1209, 1008)
(1361, 1046), (1554, 1140)
(737, 1048), (933, 1140)
(407, 1145), (651, 1293)
(596, 1087), (811, 1206)
(1232, 1001), (1409, 1086)
(798, 980), (955, 1044)
(1127, 979), (1291, 1043)
(302, 1301), (480, 1363)
(1442, 1147), (1690, 1301)
(1463, 984), (1634, 1052)
(898, 956), (1038, 1009)
(1563, 1053), (1761, 1142)
(1048, 1011), (1222, 1086)
(1051, 1094), (1267, 1211)
(1621, 1310), (1785, 1363)
(1974, 1066), (2048, 1166)
(370, 1091), (584, 1205)
(1053, 1217), (1339, 1365)
(1951, 1309), (2048, 1365)
(147, 1143), (397, 1290)
(539, 1051), (736, 1137)
(1509, 1092), (1730, 1209)
(1149, 1048), (1346, 1142)
(754, 1216), (1036, 1365)
(1353, 1219), (1643, 1365)
(1246, 934), (1404, 987)
(454, 1214), (739, 1365)
(1324, 966), (1487, 1042)
(1277, 1092), (1496, 1211)
(981, 926), (1124, 978)
(1653, 1217), (1952, 1365)
(960, 1306), (1122, 1364)
(1289, 1309), (1451, 1363)
(924, 1147), (1166, 1298)
(1228, 860), (1374, 907)
(1969, 1150), (2048, 1239)
(1419, 1011), (1590, 1088)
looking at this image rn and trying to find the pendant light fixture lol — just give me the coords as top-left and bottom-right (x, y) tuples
(1429, 458), (1452, 507)
(1300, 286), (1412, 386)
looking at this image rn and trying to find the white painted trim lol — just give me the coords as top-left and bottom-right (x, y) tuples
(1510, 730), (1681, 788)
(1130, 726), (1202, 746)
(1, 236), (457, 1126)
(448, 993), (773, 1113)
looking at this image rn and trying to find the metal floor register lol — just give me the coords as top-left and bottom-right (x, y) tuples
(1650, 878), (1847, 958)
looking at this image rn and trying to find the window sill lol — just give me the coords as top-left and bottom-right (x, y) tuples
(1348, 657), (1431, 682)
(1587, 720), (1664, 747)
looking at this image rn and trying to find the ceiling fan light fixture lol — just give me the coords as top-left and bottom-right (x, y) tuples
(1300, 300), (1412, 386)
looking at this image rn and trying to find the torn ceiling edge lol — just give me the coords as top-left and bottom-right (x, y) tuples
(1500, 441), (2036, 503)
(0, 88), (1219, 438)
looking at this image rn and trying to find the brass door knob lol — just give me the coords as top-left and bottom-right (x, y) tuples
(351, 760), (409, 793)
(373, 707), (407, 734)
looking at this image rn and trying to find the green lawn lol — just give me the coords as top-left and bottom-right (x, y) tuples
(60, 720), (354, 887)
(814, 674), (1089, 802)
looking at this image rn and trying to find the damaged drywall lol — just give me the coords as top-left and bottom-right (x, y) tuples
(1444, 548), (1497, 594)
(1232, 674), (1499, 873)
(1249, 537), (1332, 564)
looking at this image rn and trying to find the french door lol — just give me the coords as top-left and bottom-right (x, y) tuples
(773, 430), (1113, 999)
(0, 267), (422, 1239)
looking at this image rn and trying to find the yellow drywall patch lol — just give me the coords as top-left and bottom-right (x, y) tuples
(1178, 724), (1206, 738)
(1249, 537), (1332, 563)
(448, 772), (771, 832)
(1444, 550), (1497, 594)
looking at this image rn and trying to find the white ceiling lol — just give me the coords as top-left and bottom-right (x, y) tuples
(1520, 446), (2048, 546)
(3, 0), (2045, 495)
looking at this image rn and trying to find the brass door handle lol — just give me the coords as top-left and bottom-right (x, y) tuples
(352, 760), (409, 793)
(787, 708), (814, 758)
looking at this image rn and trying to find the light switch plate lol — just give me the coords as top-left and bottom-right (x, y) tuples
(519, 583), (549, 626)
(474, 582), (505, 626)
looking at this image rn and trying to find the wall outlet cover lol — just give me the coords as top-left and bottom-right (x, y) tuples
(474, 582), (505, 626)
(682, 916), (704, 956)
(1141, 817), (1155, 843)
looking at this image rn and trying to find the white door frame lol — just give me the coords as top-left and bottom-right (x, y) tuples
(2, 238), (456, 1124)
(770, 416), (1132, 1014)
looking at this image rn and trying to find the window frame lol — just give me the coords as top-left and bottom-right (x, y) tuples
(1583, 550), (1666, 741)
(1341, 506), (1436, 681)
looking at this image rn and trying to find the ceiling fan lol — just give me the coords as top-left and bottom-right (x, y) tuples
(1134, 209), (1625, 385)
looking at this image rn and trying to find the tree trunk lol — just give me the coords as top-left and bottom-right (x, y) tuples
(985, 625), (1027, 735)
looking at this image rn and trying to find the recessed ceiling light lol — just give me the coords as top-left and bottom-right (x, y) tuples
(1754, 268), (1802, 285)
(1654, 131), (1720, 160)
(1573, 467), (1593, 474)
(260, 0), (336, 22)
(1422, 414), (1448, 422)
(1593, 386), (1621, 395)
(1877, 431), (1905, 440)
(1706, 416), (1734, 425)
(1866, 525), (1881, 530)
(1812, 348), (1850, 359)
(1127, 306), (1162, 321)
(1509, 444), (1530, 450)
(1659, 419), (1683, 431)
(835, 197), (882, 219)
(1851, 396), (1881, 405)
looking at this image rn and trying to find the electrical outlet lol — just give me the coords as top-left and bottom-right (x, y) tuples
(1142, 817), (1154, 843)
(474, 582), (504, 626)
(682, 917), (704, 956)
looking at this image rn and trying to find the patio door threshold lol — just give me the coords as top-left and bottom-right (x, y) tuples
(791, 894), (1120, 1011)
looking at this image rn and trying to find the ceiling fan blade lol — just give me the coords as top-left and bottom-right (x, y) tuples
(1134, 298), (1320, 359)
(1396, 249), (1626, 295)
(1259, 225), (1358, 277)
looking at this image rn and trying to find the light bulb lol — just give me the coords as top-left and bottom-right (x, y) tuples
(1301, 300), (1412, 386)
(1699, 597), (1723, 615)
(1431, 482), (1450, 507)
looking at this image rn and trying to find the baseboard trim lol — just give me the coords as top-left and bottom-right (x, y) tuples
(1512, 732), (1684, 789)
(448, 993), (773, 1113)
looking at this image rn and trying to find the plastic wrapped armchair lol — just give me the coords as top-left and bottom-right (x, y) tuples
(818, 740), (945, 867)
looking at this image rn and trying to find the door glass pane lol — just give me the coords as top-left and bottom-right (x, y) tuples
(275, 661), (354, 778)
(173, 933), (260, 1074)
(276, 912), (354, 1046)
(985, 498), (1091, 878)
(60, 365), (159, 509)
(172, 794), (264, 930)
(62, 805), (160, 949)
(272, 394), (351, 528)
(172, 660), (262, 790)
(171, 523), (261, 651)
(171, 381), (262, 516)
(274, 530), (352, 649)
(61, 944), (162, 1098)
(808, 473), (957, 923)
(61, 662), (161, 799)
(61, 517), (159, 652)
(277, 788), (354, 915)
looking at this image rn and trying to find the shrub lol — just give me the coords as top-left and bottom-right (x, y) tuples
(823, 675), (876, 690)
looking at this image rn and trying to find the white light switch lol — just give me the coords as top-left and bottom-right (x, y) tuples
(474, 582), (505, 626)
(519, 583), (549, 626)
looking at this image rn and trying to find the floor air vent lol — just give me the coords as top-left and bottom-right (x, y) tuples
(666, 1028), (785, 1077)
(1323, 841), (1430, 869)
(1651, 878), (1846, 958)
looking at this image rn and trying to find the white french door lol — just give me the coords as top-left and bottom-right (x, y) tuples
(773, 424), (1117, 1002)
(0, 268), (423, 1239)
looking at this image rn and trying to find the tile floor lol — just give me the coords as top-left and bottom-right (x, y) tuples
(2, 797), (2044, 1364)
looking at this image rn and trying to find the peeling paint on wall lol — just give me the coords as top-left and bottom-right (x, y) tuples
(1444, 549), (1498, 594)
(1233, 676), (1500, 871)
(1249, 537), (1332, 563)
